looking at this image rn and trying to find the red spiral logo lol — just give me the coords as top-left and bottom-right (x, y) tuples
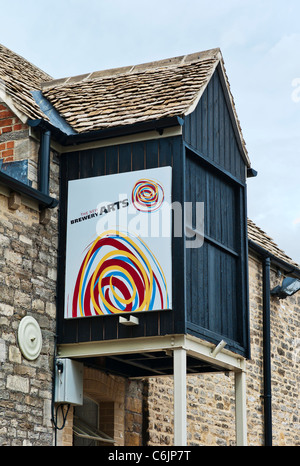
(132, 179), (164, 212)
(70, 230), (169, 317)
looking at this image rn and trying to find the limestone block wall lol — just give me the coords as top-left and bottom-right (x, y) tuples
(0, 135), (59, 445)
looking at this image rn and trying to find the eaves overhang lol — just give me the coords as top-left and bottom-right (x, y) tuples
(248, 239), (300, 280)
(0, 170), (58, 209)
(27, 115), (184, 147)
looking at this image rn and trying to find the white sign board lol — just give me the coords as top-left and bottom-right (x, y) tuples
(64, 167), (172, 318)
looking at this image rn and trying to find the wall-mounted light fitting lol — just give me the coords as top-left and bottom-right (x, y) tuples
(271, 277), (300, 299)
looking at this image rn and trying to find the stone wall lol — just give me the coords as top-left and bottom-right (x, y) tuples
(124, 379), (145, 446)
(247, 254), (299, 445)
(146, 254), (300, 446)
(0, 123), (59, 445)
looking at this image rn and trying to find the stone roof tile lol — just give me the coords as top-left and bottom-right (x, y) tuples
(247, 219), (300, 269)
(41, 49), (219, 131)
(0, 44), (52, 120)
(41, 48), (249, 165)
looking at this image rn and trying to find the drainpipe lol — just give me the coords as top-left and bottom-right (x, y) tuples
(39, 129), (51, 195)
(249, 239), (300, 446)
(262, 256), (272, 446)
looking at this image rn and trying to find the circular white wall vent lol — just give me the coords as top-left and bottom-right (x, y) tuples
(18, 316), (42, 360)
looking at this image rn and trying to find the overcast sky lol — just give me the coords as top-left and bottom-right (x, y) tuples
(1, 0), (300, 263)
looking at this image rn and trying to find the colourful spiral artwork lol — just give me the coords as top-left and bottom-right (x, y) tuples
(71, 230), (169, 317)
(132, 179), (164, 212)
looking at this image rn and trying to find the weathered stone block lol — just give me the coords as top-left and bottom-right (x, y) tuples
(6, 375), (29, 393)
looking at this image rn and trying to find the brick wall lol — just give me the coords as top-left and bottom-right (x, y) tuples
(0, 104), (28, 162)
(60, 367), (145, 447)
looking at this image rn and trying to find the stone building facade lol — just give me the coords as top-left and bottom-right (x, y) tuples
(0, 130), (59, 445)
(0, 43), (299, 447)
(145, 251), (300, 446)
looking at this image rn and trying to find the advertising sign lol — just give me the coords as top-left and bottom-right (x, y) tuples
(64, 167), (172, 318)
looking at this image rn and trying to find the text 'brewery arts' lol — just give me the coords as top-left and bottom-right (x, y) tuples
(70, 198), (129, 225)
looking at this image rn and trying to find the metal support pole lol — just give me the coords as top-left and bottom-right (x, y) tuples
(235, 370), (247, 446)
(173, 347), (187, 446)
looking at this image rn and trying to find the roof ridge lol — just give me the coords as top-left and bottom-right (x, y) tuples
(0, 43), (52, 120)
(0, 43), (52, 82)
(39, 46), (251, 167)
(41, 48), (221, 90)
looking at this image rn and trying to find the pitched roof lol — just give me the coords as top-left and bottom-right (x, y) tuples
(1, 44), (298, 270)
(41, 49), (220, 132)
(0, 45), (249, 165)
(0, 44), (52, 121)
(247, 219), (300, 270)
(41, 48), (249, 164)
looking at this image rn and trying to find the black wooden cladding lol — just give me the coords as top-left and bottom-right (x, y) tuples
(183, 66), (249, 356)
(185, 149), (248, 354)
(57, 66), (250, 358)
(57, 136), (186, 345)
(184, 65), (246, 184)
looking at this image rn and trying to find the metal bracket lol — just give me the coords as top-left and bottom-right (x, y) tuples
(211, 339), (227, 358)
(119, 315), (139, 326)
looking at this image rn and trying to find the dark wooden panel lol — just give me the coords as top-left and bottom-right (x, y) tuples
(206, 169), (237, 251)
(183, 67), (246, 183)
(131, 141), (145, 172)
(146, 139), (159, 169)
(186, 238), (239, 340)
(92, 147), (106, 177)
(158, 137), (173, 168)
(118, 143), (131, 173)
(185, 150), (238, 251)
(185, 149), (248, 354)
(57, 154), (69, 344)
(57, 136), (185, 345)
(106, 145), (118, 175)
(165, 136), (185, 335)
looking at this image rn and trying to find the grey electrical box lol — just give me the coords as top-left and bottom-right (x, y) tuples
(55, 358), (83, 406)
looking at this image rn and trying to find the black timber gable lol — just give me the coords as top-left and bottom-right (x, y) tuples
(183, 65), (250, 357)
(56, 63), (250, 363)
(184, 64), (246, 183)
